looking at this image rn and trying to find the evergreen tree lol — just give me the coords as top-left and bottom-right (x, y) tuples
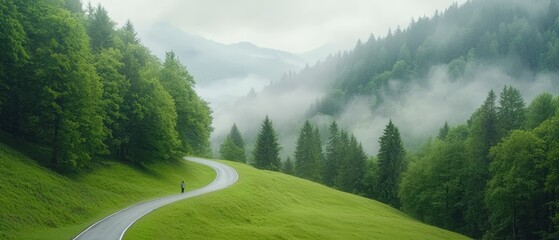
(437, 121), (450, 140)
(377, 120), (405, 208)
(464, 90), (498, 237)
(337, 135), (367, 193)
(86, 4), (115, 52)
(282, 157), (294, 175)
(252, 116), (281, 171)
(229, 123), (245, 149)
(294, 120), (322, 181)
(219, 124), (246, 162)
(497, 85), (525, 137)
(323, 121), (341, 186)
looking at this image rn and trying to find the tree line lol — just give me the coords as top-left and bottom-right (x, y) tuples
(0, 0), (212, 172)
(221, 86), (559, 239)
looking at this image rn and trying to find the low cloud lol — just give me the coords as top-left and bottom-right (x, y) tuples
(338, 65), (559, 155)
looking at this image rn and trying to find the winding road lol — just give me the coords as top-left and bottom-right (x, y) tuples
(73, 157), (238, 240)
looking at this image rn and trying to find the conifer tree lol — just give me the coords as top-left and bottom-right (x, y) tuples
(282, 157), (294, 175)
(252, 116), (281, 171)
(294, 120), (322, 181)
(377, 120), (405, 208)
(497, 85), (525, 137)
(219, 124), (246, 162)
(323, 121), (341, 186)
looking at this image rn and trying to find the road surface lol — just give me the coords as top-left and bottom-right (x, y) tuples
(73, 157), (238, 240)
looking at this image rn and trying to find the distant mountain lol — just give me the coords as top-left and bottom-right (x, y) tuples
(138, 22), (306, 85)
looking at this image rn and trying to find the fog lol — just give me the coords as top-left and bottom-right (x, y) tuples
(203, 63), (559, 159)
(339, 65), (559, 155)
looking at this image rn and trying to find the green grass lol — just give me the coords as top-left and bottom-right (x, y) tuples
(125, 161), (470, 240)
(0, 141), (216, 240)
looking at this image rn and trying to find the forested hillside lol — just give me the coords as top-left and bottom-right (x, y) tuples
(229, 0), (559, 239)
(0, 0), (212, 171)
(263, 0), (559, 116)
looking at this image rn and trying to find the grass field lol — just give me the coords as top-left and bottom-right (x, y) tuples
(125, 161), (470, 240)
(0, 140), (216, 240)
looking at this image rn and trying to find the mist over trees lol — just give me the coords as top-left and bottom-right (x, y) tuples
(0, 0), (212, 171)
(219, 123), (246, 163)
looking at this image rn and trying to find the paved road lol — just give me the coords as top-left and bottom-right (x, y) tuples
(73, 157), (238, 240)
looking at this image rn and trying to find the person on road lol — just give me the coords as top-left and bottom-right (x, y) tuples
(181, 180), (185, 193)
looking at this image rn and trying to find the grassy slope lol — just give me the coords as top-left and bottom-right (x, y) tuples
(0, 141), (216, 240)
(125, 161), (470, 240)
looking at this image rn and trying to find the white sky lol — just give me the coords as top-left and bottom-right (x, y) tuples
(87, 0), (467, 53)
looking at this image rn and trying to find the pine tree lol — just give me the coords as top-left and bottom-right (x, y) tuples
(377, 120), (405, 208)
(323, 121), (341, 186)
(86, 4), (115, 52)
(219, 124), (246, 162)
(282, 157), (294, 175)
(252, 116), (281, 171)
(294, 120), (322, 181)
(437, 121), (450, 140)
(337, 135), (367, 193)
(464, 89), (498, 237)
(229, 123), (245, 149)
(497, 85), (525, 137)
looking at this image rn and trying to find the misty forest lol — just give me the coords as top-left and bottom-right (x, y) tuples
(2, 0), (559, 239)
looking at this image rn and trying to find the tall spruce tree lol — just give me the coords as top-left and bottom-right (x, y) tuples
(337, 135), (367, 193)
(252, 116), (281, 171)
(294, 120), (322, 181)
(86, 4), (115, 53)
(219, 124), (246, 162)
(497, 85), (525, 137)
(377, 120), (405, 208)
(323, 121), (341, 186)
(464, 89), (498, 237)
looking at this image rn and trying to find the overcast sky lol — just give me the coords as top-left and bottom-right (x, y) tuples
(88, 0), (467, 53)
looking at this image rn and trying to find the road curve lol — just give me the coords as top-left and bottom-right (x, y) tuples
(73, 157), (238, 240)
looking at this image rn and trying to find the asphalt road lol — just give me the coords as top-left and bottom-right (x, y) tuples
(73, 157), (238, 240)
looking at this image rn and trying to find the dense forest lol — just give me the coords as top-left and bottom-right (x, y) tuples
(0, 0), (213, 171)
(221, 0), (559, 239)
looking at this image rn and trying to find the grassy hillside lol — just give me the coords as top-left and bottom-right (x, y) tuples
(0, 140), (215, 240)
(125, 161), (470, 240)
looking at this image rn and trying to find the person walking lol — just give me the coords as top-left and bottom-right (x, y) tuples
(181, 180), (185, 193)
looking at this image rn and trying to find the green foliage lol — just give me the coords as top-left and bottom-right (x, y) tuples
(252, 116), (281, 171)
(526, 92), (557, 129)
(336, 135), (367, 194)
(86, 4), (115, 52)
(322, 121), (341, 186)
(377, 120), (405, 208)
(160, 51), (213, 156)
(497, 85), (525, 137)
(282, 156), (294, 175)
(400, 130), (468, 233)
(0, 0), (212, 169)
(294, 120), (323, 181)
(486, 130), (547, 239)
(27, 4), (106, 171)
(0, 0), (28, 133)
(219, 124), (246, 163)
(125, 161), (470, 240)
